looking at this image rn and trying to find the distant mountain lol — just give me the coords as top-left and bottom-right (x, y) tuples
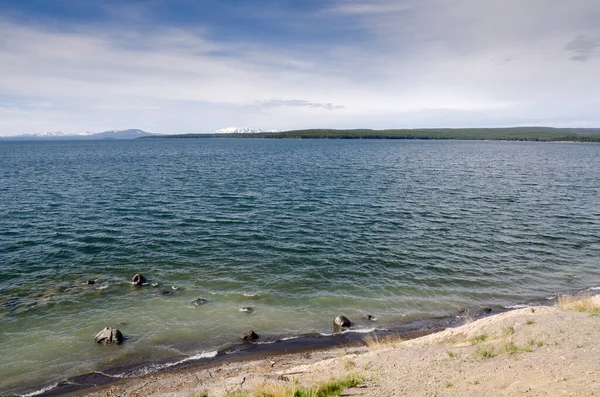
(214, 127), (280, 134)
(0, 129), (154, 140)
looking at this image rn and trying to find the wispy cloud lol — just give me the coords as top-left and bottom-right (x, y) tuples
(565, 35), (600, 62)
(255, 99), (345, 110)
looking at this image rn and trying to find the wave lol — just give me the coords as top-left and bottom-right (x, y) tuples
(116, 350), (219, 378)
(19, 383), (57, 397)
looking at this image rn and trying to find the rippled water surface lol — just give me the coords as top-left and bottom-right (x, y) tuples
(1, 139), (599, 394)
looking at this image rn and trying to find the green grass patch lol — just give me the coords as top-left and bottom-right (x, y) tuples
(468, 334), (488, 345)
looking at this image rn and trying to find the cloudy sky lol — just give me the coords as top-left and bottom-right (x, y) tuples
(0, 0), (599, 135)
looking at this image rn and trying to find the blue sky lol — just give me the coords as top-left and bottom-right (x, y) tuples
(1, 0), (599, 135)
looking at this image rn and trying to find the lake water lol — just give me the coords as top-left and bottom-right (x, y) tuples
(1, 138), (599, 395)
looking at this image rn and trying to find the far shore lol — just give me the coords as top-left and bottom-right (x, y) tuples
(46, 294), (600, 397)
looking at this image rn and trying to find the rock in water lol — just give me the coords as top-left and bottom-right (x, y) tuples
(362, 314), (376, 321)
(239, 307), (254, 313)
(131, 274), (147, 286)
(242, 330), (259, 341)
(334, 315), (352, 328)
(193, 298), (208, 306)
(86, 280), (96, 285)
(94, 327), (123, 345)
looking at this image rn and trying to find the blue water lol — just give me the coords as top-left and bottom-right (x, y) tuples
(1, 139), (599, 395)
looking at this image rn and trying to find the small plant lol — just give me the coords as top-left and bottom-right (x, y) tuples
(363, 333), (403, 349)
(502, 325), (515, 336)
(224, 391), (249, 397)
(474, 345), (497, 358)
(446, 351), (456, 358)
(339, 356), (356, 370)
(526, 320), (534, 325)
(530, 307), (536, 313)
(253, 374), (363, 397)
(576, 344), (584, 348)
(557, 294), (600, 315)
(444, 381), (453, 388)
(468, 334), (488, 345)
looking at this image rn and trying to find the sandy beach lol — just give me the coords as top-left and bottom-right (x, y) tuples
(52, 295), (600, 397)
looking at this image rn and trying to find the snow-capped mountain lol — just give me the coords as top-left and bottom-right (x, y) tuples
(1, 129), (154, 140)
(214, 127), (280, 134)
(35, 131), (73, 137)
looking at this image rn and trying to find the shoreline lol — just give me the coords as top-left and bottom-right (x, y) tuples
(28, 293), (600, 397)
(13, 291), (572, 397)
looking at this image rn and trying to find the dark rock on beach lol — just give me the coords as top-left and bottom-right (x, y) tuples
(131, 274), (147, 286)
(242, 330), (259, 341)
(94, 327), (123, 345)
(334, 315), (352, 328)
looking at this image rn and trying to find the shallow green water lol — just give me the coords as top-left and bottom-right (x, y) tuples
(1, 139), (599, 395)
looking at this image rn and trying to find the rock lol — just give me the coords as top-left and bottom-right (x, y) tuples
(131, 274), (147, 286)
(193, 298), (208, 306)
(334, 315), (352, 328)
(86, 280), (96, 285)
(242, 330), (259, 341)
(362, 314), (376, 321)
(458, 307), (466, 313)
(239, 307), (254, 313)
(161, 290), (173, 295)
(483, 308), (492, 314)
(94, 327), (123, 345)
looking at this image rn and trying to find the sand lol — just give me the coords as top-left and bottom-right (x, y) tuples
(64, 296), (600, 397)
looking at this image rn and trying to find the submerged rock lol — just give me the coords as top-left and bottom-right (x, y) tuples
(193, 298), (208, 306)
(242, 330), (259, 341)
(239, 306), (254, 313)
(131, 274), (147, 286)
(362, 314), (377, 321)
(85, 280), (96, 285)
(334, 315), (352, 328)
(94, 327), (123, 345)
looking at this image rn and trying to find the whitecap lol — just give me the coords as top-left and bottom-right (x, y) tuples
(19, 383), (57, 397)
(504, 304), (530, 309)
(117, 350), (218, 378)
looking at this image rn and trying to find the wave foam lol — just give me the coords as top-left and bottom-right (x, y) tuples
(19, 383), (57, 397)
(117, 351), (218, 378)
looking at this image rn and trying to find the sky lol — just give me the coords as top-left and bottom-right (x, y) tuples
(0, 0), (599, 136)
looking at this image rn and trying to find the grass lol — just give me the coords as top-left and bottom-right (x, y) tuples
(474, 339), (533, 359)
(240, 374), (364, 397)
(526, 320), (535, 325)
(446, 351), (456, 358)
(557, 294), (600, 315)
(468, 334), (489, 345)
(339, 356), (356, 370)
(528, 339), (544, 347)
(225, 391), (249, 397)
(363, 333), (403, 348)
(444, 381), (453, 388)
